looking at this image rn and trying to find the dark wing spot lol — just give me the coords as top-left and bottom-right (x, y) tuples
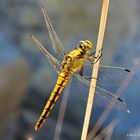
(125, 69), (131, 72)
(117, 97), (124, 102)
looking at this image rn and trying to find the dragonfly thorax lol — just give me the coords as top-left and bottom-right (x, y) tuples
(61, 40), (92, 74)
(79, 40), (92, 53)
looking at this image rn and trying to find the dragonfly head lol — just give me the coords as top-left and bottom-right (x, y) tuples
(79, 40), (92, 52)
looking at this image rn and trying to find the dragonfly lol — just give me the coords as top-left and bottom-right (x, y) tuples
(30, 5), (131, 131)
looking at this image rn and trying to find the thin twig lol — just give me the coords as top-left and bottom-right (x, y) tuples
(54, 79), (72, 140)
(81, 0), (110, 140)
(87, 60), (140, 140)
(94, 119), (118, 140)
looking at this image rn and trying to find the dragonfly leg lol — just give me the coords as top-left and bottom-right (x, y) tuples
(89, 51), (96, 56)
(89, 48), (103, 56)
(94, 48), (103, 59)
(93, 51), (102, 64)
(87, 51), (102, 64)
(87, 48), (102, 64)
(79, 64), (84, 77)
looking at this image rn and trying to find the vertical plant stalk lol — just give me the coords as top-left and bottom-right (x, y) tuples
(54, 79), (72, 140)
(81, 0), (110, 140)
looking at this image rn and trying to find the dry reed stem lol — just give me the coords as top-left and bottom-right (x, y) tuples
(81, 0), (110, 140)
(87, 61), (140, 140)
(54, 79), (72, 140)
(94, 119), (118, 140)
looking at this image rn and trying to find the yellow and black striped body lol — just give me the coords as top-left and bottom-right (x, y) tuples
(35, 72), (70, 131)
(35, 40), (93, 131)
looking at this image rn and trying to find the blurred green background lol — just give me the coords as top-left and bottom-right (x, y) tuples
(0, 0), (140, 140)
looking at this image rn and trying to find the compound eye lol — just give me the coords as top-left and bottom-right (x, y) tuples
(86, 40), (90, 45)
(79, 44), (83, 49)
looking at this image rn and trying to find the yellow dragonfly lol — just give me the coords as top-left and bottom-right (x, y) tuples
(30, 5), (131, 131)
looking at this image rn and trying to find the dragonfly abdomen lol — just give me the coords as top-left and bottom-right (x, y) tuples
(35, 72), (69, 131)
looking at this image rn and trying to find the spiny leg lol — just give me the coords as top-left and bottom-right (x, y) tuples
(79, 64), (84, 77)
(89, 48), (103, 56)
(93, 52), (102, 64)
(93, 48), (103, 63)
(86, 48), (103, 64)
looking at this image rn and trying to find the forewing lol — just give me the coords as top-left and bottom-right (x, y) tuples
(98, 64), (131, 86)
(41, 5), (65, 58)
(73, 73), (128, 112)
(84, 62), (131, 87)
(29, 34), (61, 74)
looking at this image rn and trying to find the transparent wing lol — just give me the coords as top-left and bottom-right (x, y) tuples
(29, 34), (61, 74)
(84, 62), (131, 87)
(41, 5), (65, 58)
(98, 64), (131, 86)
(74, 73), (129, 112)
